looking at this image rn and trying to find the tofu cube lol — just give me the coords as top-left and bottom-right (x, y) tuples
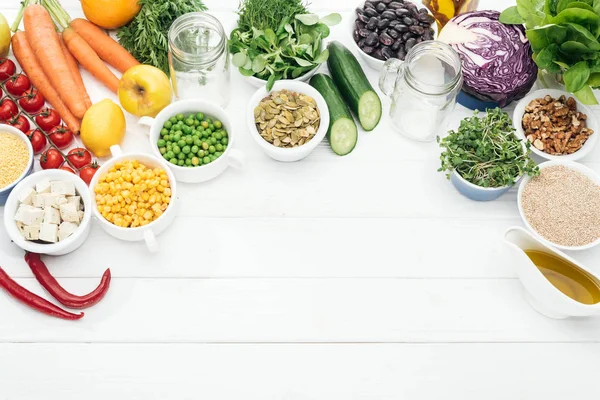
(17, 187), (36, 205)
(43, 206), (61, 225)
(58, 221), (79, 241)
(16, 222), (25, 235)
(23, 225), (40, 241)
(67, 196), (81, 211)
(37, 193), (64, 208)
(51, 180), (75, 196)
(14, 204), (44, 226)
(39, 223), (58, 243)
(35, 179), (51, 194)
(59, 203), (79, 223)
(32, 194), (45, 208)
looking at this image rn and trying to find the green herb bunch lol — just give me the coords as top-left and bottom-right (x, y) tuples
(229, 0), (341, 90)
(438, 108), (539, 188)
(500, 0), (600, 104)
(117, 0), (207, 75)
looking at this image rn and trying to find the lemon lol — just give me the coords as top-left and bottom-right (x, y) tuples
(81, 99), (126, 157)
(0, 13), (11, 58)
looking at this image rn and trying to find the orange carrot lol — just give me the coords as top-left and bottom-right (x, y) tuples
(70, 18), (139, 74)
(23, 5), (87, 119)
(62, 27), (120, 94)
(11, 32), (81, 134)
(58, 33), (92, 110)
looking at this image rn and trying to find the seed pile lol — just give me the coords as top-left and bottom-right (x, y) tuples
(0, 133), (29, 190)
(521, 165), (600, 247)
(254, 90), (320, 148)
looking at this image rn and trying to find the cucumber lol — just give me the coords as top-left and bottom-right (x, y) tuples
(327, 41), (382, 131)
(309, 74), (358, 156)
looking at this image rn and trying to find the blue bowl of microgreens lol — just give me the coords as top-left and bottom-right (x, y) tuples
(438, 108), (539, 201)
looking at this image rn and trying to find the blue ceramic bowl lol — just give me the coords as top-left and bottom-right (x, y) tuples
(0, 125), (34, 206)
(450, 170), (517, 201)
(457, 91), (501, 111)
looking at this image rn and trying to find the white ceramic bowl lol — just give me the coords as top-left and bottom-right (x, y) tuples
(513, 89), (599, 161)
(0, 124), (34, 206)
(517, 160), (600, 251)
(4, 169), (92, 256)
(349, 0), (438, 70)
(139, 99), (244, 183)
(88, 146), (178, 253)
(244, 64), (322, 88)
(247, 80), (329, 162)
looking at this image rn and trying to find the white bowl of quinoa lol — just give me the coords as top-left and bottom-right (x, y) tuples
(0, 124), (34, 206)
(518, 161), (600, 251)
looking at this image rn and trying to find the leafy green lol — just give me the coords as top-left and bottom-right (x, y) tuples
(229, 0), (340, 90)
(438, 109), (539, 188)
(117, 0), (207, 75)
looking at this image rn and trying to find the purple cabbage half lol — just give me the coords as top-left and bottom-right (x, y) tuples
(440, 10), (537, 107)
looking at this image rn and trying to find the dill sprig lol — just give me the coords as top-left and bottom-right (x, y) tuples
(237, 0), (309, 31)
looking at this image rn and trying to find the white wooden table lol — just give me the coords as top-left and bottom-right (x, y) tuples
(2, 0), (600, 398)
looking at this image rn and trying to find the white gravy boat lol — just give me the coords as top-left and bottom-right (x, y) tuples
(504, 226), (600, 319)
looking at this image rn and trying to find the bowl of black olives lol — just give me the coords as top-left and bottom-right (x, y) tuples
(351, 0), (437, 69)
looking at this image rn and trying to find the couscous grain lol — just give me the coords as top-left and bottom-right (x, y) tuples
(0, 132), (30, 190)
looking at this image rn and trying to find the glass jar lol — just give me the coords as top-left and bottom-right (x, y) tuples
(379, 41), (462, 142)
(168, 12), (230, 107)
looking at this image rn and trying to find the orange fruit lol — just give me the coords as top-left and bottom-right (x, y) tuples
(81, 0), (141, 30)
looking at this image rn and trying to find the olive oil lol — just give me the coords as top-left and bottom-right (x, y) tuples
(422, 0), (479, 28)
(525, 250), (600, 305)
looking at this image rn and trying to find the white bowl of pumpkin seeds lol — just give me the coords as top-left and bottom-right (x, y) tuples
(247, 80), (329, 162)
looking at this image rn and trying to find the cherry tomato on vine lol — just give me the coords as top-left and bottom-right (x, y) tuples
(26, 129), (47, 154)
(79, 162), (100, 185)
(5, 74), (31, 96)
(60, 166), (76, 174)
(0, 59), (16, 81)
(40, 148), (65, 170)
(66, 148), (92, 169)
(48, 125), (74, 149)
(18, 88), (45, 113)
(0, 98), (18, 121)
(7, 114), (30, 133)
(35, 108), (61, 132)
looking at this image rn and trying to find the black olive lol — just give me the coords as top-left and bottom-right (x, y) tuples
(357, 12), (370, 23)
(376, 2), (387, 12)
(365, 32), (379, 46)
(377, 18), (390, 29)
(372, 47), (384, 60)
(405, 37), (417, 52)
(380, 10), (396, 20)
(355, 19), (366, 29)
(418, 13), (435, 24)
(396, 49), (406, 60)
(364, 7), (379, 17)
(395, 8), (410, 17)
(379, 32), (394, 46)
(387, 28), (400, 39)
(361, 45), (375, 54)
(366, 17), (379, 30)
(353, 29), (360, 42)
(392, 38), (403, 51)
(359, 28), (372, 38)
(402, 32), (412, 41)
(382, 47), (395, 60)
(409, 25), (425, 35)
(403, 17), (415, 25)
(394, 23), (408, 33)
(388, 2), (405, 10)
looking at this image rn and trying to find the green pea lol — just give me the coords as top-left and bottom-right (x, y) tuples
(176, 113), (185, 121)
(221, 137), (228, 145)
(191, 145), (199, 153)
(194, 120), (200, 126)
(196, 112), (204, 120)
(185, 158), (192, 166)
(214, 132), (223, 140)
(205, 128), (212, 135)
(182, 146), (191, 154)
(192, 157), (200, 166)
(214, 151), (222, 157)
(201, 121), (209, 128)
(174, 132), (182, 140)
(166, 144), (172, 151)
(156, 139), (165, 147)
(202, 131), (209, 138)
(205, 118), (212, 124)
(173, 146), (181, 154)
(166, 151), (175, 159)
(182, 126), (191, 135)
(214, 120), (222, 129)
(194, 139), (202, 147)
(210, 137), (217, 145)
(177, 140), (186, 148)
(163, 135), (171, 142)
(169, 116), (177, 124)
(203, 156), (211, 164)
(185, 136), (194, 145)
(186, 118), (195, 126)
(160, 128), (168, 136)
(210, 155), (217, 161)
(209, 145), (216, 154)
(164, 121), (173, 129)
(208, 124), (215, 131)
(202, 142), (209, 150)
(198, 150), (205, 157)
(170, 158), (178, 165)
(159, 147), (167, 155)
(178, 153), (185, 160)
(216, 143), (223, 151)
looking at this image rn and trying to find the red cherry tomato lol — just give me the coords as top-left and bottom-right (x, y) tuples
(0, 98), (18, 121)
(26, 129), (47, 154)
(60, 166), (76, 174)
(5, 74), (31, 96)
(66, 148), (92, 169)
(48, 125), (74, 149)
(79, 162), (100, 185)
(35, 108), (61, 132)
(0, 59), (16, 81)
(18, 88), (45, 113)
(7, 114), (31, 133)
(40, 148), (65, 170)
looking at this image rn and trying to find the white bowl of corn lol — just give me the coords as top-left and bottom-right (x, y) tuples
(89, 145), (177, 253)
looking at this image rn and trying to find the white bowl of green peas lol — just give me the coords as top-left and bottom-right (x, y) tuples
(139, 100), (245, 183)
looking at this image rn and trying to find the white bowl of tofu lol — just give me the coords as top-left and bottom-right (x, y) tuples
(3, 169), (91, 256)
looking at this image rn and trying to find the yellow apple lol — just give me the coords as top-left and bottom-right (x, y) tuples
(118, 65), (172, 117)
(0, 13), (11, 58)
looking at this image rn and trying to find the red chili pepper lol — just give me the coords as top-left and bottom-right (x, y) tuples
(24, 253), (111, 309)
(0, 267), (84, 320)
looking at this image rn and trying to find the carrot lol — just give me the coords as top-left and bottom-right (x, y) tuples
(23, 5), (87, 119)
(58, 33), (92, 110)
(70, 18), (139, 74)
(62, 28), (120, 94)
(11, 32), (81, 134)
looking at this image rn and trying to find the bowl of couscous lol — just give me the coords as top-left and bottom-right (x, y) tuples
(88, 145), (177, 253)
(0, 124), (34, 206)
